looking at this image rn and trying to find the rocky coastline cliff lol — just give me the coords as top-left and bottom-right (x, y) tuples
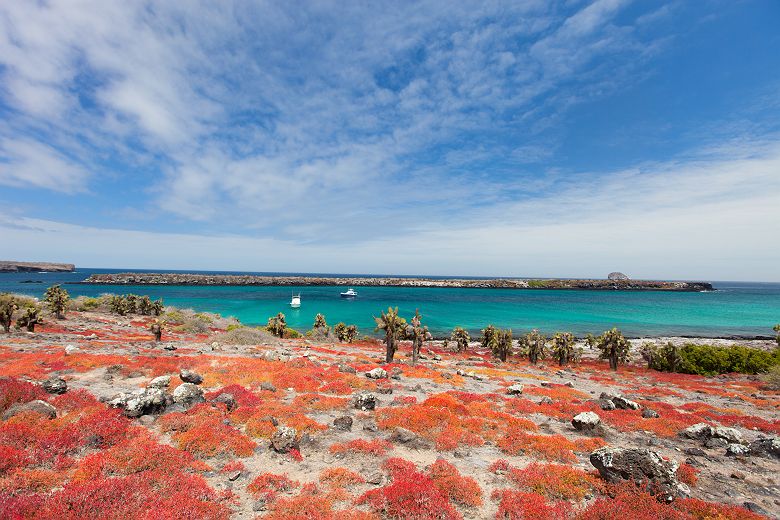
(0, 261), (75, 273)
(80, 272), (714, 291)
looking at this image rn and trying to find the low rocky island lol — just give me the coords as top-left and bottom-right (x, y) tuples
(0, 261), (75, 273)
(81, 272), (713, 291)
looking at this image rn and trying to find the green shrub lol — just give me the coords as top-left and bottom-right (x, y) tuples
(644, 341), (780, 375)
(213, 326), (276, 345)
(761, 365), (780, 390)
(284, 328), (302, 339)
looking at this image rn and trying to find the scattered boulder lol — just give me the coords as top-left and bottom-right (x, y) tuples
(506, 384), (524, 395)
(598, 399), (616, 411)
(366, 367), (388, 379)
(572, 411), (602, 432)
(270, 426), (298, 453)
(42, 376), (67, 395)
(712, 426), (743, 444)
(748, 437), (780, 459)
(148, 375), (171, 389)
(599, 392), (639, 410)
(681, 423), (714, 440)
(354, 392), (377, 411)
(742, 502), (771, 517)
(704, 437), (728, 449)
(179, 369), (203, 385)
(641, 408), (660, 419)
(389, 367), (403, 380)
(363, 421), (378, 432)
(590, 447), (689, 501)
(538, 396), (553, 405)
(684, 447), (706, 457)
(212, 393), (237, 411)
(227, 471), (242, 482)
(64, 345), (79, 355)
(172, 383), (204, 408)
(332, 416), (353, 431)
(260, 381), (277, 392)
(109, 388), (167, 417)
(725, 444), (750, 457)
(163, 344), (177, 351)
(390, 427), (417, 444)
(3, 400), (57, 420)
(366, 472), (384, 485)
(138, 415), (156, 426)
(338, 364), (357, 374)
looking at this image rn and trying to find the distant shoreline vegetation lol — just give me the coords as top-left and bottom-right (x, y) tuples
(78, 273), (714, 292)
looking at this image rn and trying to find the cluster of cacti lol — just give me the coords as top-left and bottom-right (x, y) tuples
(44, 284), (70, 319)
(267, 312), (287, 338)
(407, 309), (431, 365)
(108, 294), (163, 316)
(15, 305), (42, 332)
(519, 329), (547, 365)
(640, 341), (681, 372)
(450, 327), (470, 352)
(595, 327), (631, 370)
(774, 324), (780, 346)
(334, 322), (358, 343)
(374, 307), (407, 362)
(0, 293), (18, 333)
(550, 332), (579, 366)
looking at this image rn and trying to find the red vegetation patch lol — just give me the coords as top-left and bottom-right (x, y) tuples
(247, 473), (299, 503)
(376, 391), (537, 452)
(158, 404), (256, 458)
(427, 459), (483, 508)
(491, 489), (573, 520)
(0, 378), (46, 413)
(497, 431), (587, 462)
(507, 462), (604, 500)
(329, 438), (392, 457)
(357, 471), (461, 520)
(676, 463), (698, 488)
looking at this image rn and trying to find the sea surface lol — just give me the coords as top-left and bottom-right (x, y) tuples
(1, 268), (779, 338)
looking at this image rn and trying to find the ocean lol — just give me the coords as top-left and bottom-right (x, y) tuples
(1, 268), (779, 338)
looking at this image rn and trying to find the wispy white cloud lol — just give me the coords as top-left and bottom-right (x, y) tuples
(0, 137), (90, 192)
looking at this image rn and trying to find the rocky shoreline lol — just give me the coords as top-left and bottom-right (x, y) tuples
(0, 261), (75, 273)
(79, 272), (714, 291)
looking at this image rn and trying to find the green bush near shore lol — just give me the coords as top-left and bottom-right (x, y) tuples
(646, 342), (780, 375)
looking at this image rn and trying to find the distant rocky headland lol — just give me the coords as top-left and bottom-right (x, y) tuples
(80, 272), (714, 291)
(0, 261), (75, 273)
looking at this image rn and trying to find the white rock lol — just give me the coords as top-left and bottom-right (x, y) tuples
(572, 411), (602, 431)
(506, 384), (524, 395)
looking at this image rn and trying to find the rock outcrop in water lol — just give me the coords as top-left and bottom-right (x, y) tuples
(0, 261), (75, 273)
(80, 272), (713, 291)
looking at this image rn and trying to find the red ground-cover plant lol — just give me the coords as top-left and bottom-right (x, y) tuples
(158, 403), (256, 458)
(497, 431), (585, 462)
(204, 384), (262, 408)
(73, 431), (208, 481)
(247, 473), (299, 503)
(265, 483), (378, 520)
(219, 460), (244, 474)
(357, 471), (461, 520)
(676, 463), (698, 488)
(319, 467), (366, 488)
(3, 469), (230, 520)
(329, 438), (392, 457)
(491, 489), (573, 520)
(507, 462), (605, 500)
(293, 393), (350, 411)
(426, 459), (483, 508)
(488, 459), (511, 474)
(0, 378), (46, 413)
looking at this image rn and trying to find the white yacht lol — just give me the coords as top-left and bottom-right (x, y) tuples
(340, 288), (358, 298)
(289, 293), (301, 308)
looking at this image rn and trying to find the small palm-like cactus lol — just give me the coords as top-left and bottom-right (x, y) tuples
(313, 313), (330, 333)
(450, 327), (471, 353)
(109, 295), (129, 316)
(480, 325), (498, 352)
(0, 294), (18, 333)
(493, 328), (513, 362)
(267, 312), (287, 338)
(15, 305), (42, 332)
(520, 329), (547, 365)
(551, 332), (579, 366)
(334, 322), (358, 343)
(374, 307), (406, 363)
(150, 299), (164, 316)
(44, 285), (69, 319)
(407, 309), (429, 365)
(138, 296), (153, 315)
(596, 327), (631, 370)
(774, 324), (780, 346)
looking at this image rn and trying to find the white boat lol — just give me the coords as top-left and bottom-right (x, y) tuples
(290, 293), (301, 308)
(340, 288), (358, 298)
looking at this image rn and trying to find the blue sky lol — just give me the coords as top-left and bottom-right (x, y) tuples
(1, 0), (779, 280)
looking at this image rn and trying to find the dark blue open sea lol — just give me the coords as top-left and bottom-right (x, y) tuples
(1, 269), (778, 338)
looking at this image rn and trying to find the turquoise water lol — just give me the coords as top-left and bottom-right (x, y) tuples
(1, 269), (779, 338)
